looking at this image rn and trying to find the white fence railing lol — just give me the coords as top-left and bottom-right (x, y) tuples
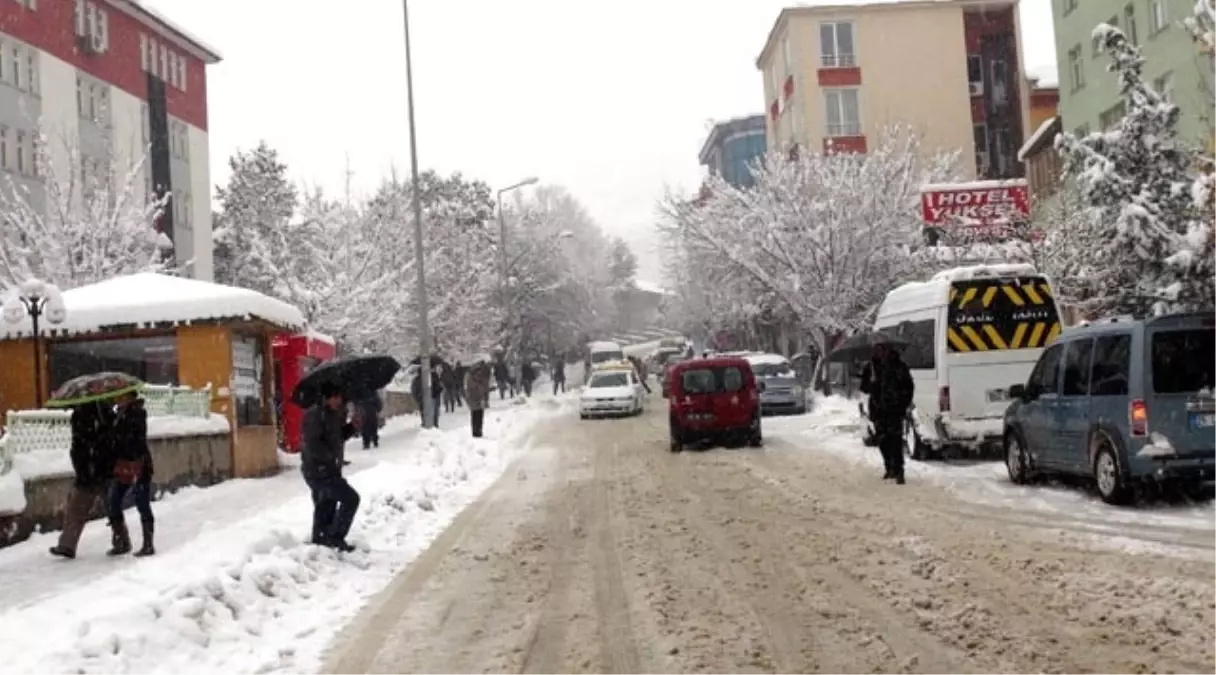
(0, 385), (213, 474)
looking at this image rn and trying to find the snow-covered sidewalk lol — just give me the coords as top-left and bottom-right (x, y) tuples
(0, 394), (573, 674)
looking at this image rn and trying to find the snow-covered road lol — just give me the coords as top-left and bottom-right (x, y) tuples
(0, 395), (572, 674)
(766, 397), (1215, 561)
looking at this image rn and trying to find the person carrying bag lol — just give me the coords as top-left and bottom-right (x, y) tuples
(106, 392), (156, 556)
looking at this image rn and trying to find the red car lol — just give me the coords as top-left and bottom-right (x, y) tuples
(667, 356), (763, 452)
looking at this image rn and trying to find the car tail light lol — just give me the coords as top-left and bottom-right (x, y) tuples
(938, 386), (950, 413)
(1129, 399), (1148, 437)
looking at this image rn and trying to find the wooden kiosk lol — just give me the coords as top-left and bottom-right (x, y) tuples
(0, 273), (306, 477)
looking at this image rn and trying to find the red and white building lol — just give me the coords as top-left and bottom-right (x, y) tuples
(0, 0), (220, 280)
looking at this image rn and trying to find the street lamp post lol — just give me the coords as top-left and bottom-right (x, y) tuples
(2, 280), (67, 408)
(496, 177), (538, 356)
(401, 0), (434, 429)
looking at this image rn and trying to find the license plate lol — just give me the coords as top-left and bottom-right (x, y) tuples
(1190, 413), (1214, 429)
(986, 388), (1008, 402)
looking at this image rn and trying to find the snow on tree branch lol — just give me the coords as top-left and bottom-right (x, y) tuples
(0, 132), (171, 290)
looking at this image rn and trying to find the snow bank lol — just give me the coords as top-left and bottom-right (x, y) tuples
(147, 414), (230, 439)
(0, 398), (570, 675)
(0, 273), (305, 339)
(0, 470), (25, 516)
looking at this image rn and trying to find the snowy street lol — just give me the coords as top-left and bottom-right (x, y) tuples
(0, 396), (569, 674)
(324, 393), (1215, 674)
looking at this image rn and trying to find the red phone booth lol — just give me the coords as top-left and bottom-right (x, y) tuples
(273, 330), (337, 453)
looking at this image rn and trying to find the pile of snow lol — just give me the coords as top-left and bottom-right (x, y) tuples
(0, 470), (24, 515)
(0, 273), (305, 339)
(0, 398), (570, 674)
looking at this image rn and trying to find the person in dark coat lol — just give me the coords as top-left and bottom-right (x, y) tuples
(869, 345), (915, 484)
(50, 400), (118, 559)
(453, 361), (467, 407)
(440, 364), (458, 413)
(465, 359), (492, 437)
(493, 359), (511, 400)
(356, 393), (382, 449)
(302, 382), (359, 551)
(521, 361), (536, 397)
(104, 393), (156, 556)
(552, 359), (566, 395)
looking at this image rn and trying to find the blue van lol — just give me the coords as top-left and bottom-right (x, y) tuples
(1002, 312), (1215, 504)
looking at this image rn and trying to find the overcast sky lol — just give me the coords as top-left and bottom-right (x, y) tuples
(144, 0), (1056, 285)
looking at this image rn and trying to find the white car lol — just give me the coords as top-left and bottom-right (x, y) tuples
(580, 369), (646, 419)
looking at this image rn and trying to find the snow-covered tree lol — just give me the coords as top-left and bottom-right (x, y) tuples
(213, 141), (298, 294)
(1055, 24), (1213, 316)
(660, 126), (961, 354)
(0, 135), (171, 290)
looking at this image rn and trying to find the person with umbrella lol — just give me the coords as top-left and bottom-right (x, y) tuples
(302, 382), (359, 551)
(868, 342), (915, 485)
(465, 357), (492, 438)
(105, 390), (156, 556)
(46, 372), (140, 559)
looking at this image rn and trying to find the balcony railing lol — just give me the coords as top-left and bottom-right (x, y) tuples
(821, 53), (857, 68)
(826, 122), (862, 137)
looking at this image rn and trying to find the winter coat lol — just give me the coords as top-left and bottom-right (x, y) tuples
(521, 362), (536, 384)
(356, 395), (381, 435)
(493, 361), (509, 383)
(465, 362), (492, 411)
(69, 401), (117, 489)
(112, 400), (153, 480)
(301, 404), (354, 480)
(440, 365), (457, 390)
(870, 353), (914, 422)
(552, 361), (566, 382)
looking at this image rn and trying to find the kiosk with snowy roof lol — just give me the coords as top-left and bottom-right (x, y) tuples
(0, 273), (306, 478)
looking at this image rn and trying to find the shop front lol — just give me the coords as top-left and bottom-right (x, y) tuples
(0, 273), (306, 477)
(272, 330), (337, 453)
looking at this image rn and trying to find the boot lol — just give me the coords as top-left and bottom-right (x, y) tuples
(106, 520), (132, 556)
(133, 522), (155, 557)
(48, 545), (76, 559)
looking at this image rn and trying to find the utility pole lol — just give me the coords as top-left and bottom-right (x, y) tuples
(402, 0), (433, 429)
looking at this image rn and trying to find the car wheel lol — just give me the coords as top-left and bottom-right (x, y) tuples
(747, 415), (763, 447)
(1005, 431), (1032, 484)
(670, 424), (683, 452)
(1093, 436), (1131, 505)
(579, 412), (588, 420)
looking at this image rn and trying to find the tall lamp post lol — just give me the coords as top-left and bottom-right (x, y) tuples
(401, 0), (435, 429)
(2, 280), (67, 408)
(496, 177), (538, 357)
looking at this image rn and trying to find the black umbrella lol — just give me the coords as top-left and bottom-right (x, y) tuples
(825, 331), (910, 363)
(292, 354), (402, 408)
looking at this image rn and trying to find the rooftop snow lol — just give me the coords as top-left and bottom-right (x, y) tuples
(1026, 63), (1059, 89)
(929, 262), (1039, 282)
(744, 353), (790, 365)
(1018, 116), (1060, 162)
(0, 273), (305, 340)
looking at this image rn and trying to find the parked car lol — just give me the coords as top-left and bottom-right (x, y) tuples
(1002, 312), (1215, 504)
(580, 367), (646, 419)
(744, 353), (806, 415)
(667, 356), (763, 452)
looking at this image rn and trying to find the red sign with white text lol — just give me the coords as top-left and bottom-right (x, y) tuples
(920, 181), (1030, 226)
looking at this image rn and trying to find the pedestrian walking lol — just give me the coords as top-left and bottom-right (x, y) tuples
(493, 359), (510, 400)
(49, 401), (117, 559)
(868, 345), (914, 484)
(441, 363), (458, 413)
(429, 365), (444, 427)
(629, 355), (652, 394)
(302, 382), (360, 551)
(454, 361), (467, 407)
(465, 358), (492, 438)
(521, 361), (536, 397)
(356, 393), (382, 449)
(105, 393), (156, 557)
(552, 359), (566, 395)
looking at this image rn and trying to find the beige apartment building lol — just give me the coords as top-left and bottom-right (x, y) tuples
(756, 0), (1033, 180)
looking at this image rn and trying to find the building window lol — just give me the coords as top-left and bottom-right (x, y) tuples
(140, 103), (150, 147)
(1124, 3), (1138, 44)
(824, 88), (860, 137)
(49, 336), (180, 391)
(1099, 100), (1127, 129)
(140, 33), (149, 71)
(989, 58), (1009, 106)
(820, 21), (856, 68)
(1062, 0), (1078, 15)
(232, 333), (268, 427)
(167, 52), (178, 88)
(10, 45), (20, 89)
(178, 58), (187, 91)
(973, 123), (988, 174)
(160, 49), (168, 82)
(1149, 0), (1168, 34)
(967, 54), (983, 93)
(14, 130), (25, 175)
(1067, 45), (1085, 92)
(76, 1), (109, 53)
(1154, 71), (1175, 103)
(148, 39), (158, 77)
(993, 128), (1012, 176)
(0, 125), (7, 170)
(25, 49), (36, 95)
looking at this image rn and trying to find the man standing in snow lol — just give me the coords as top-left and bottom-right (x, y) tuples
(868, 345), (914, 485)
(302, 383), (360, 551)
(465, 358), (492, 438)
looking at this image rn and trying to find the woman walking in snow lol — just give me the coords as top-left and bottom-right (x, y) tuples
(465, 358), (492, 438)
(105, 392), (156, 556)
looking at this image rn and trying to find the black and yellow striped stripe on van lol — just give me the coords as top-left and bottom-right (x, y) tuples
(946, 277), (1062, 353)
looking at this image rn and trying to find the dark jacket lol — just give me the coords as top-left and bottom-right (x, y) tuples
(521, 362), (536, 383)
(301, 404), (353, 480)
(69, 401), (116, 488)
(113, 400), (153, 479)
(552, 361), (566, 381)
(493, 361), (509, 383)
(870, 353), (914, 421)
(356, 395), (381, 434)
